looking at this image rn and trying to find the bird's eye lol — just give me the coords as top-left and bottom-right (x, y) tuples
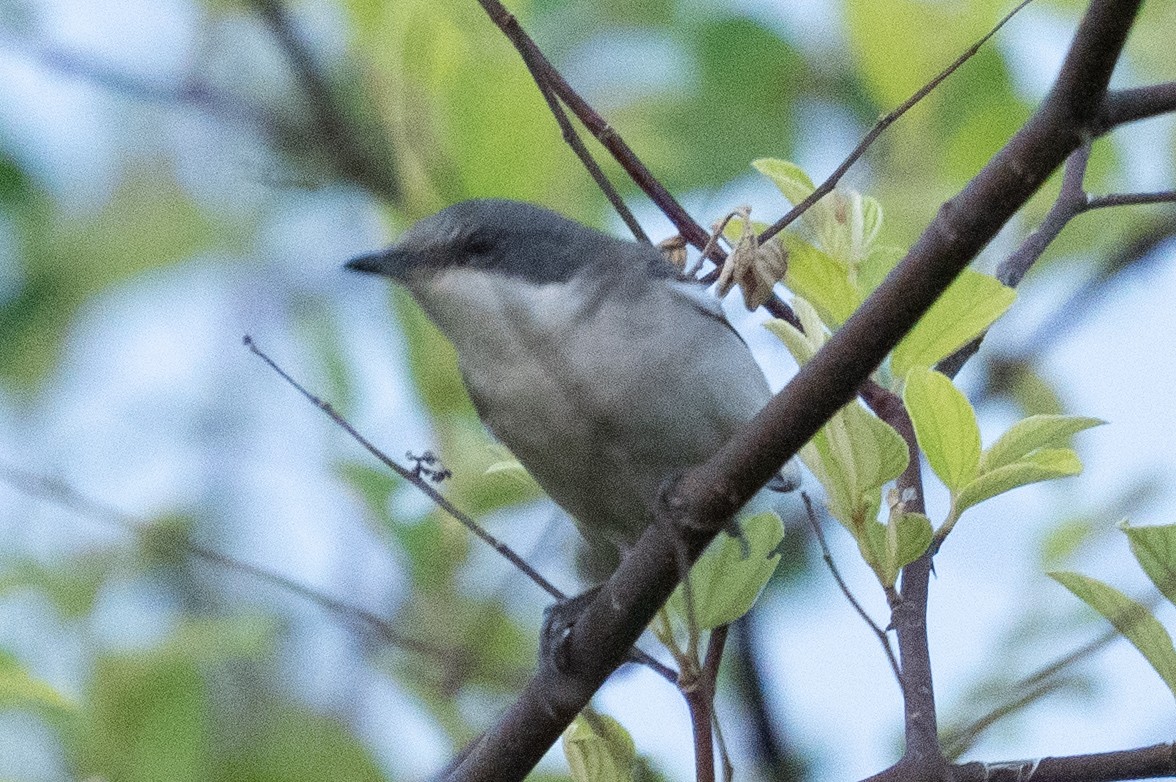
(463, 232), (493, 256)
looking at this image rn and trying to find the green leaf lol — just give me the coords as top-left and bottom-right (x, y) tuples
(858, 245), (905, 298)
(564, 712), (636, 782)
(799, 401), (908, 531)
(891, 511), (934, 573)
(903, 368), (980, 492)
(891, 270), (1016, 377)
(981, 415), (1105, 473)
(780, 234), (861, 327)
(816, 190), (883, 265)
(956, 448), (1082, 515)
(752, 158), (815, 206)
(764, 296), (828, 365)
(862, 512), (933, 587)
(1121, 522), (1176, 606)
(667, 511), (784, 630)
(1050, 571), (1176, 700)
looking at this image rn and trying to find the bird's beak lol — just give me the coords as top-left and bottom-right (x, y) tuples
(345, 251), (388, 275)
(345, 248), (409, 279)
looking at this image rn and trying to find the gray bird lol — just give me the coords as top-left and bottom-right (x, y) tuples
(347, 199), (799, 565)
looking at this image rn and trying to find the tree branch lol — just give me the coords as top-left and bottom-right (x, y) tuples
(1099, 82), (1176, 131)
(953, 743), (1176, 782)
(447, 1), (1144, 778)
(473, 0), (708, 250)
(249, 0), (400, 201)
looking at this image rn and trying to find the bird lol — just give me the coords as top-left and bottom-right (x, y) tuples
(346, 199), (799, 570)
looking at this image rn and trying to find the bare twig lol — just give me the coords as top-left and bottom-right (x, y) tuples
(943, 587), (1169, 757)
(512, 43), (648, 243)
(1087, 190), (1176, 209)
(0, 461), (447, 659)
(243, 335), (565, 601)
(473, 0), (709, 253)
(248, 0), (400, 201)
(244, 337), (678, 685)
(938, 143), (1175, 377)
(801, 493), (901, 683)
(943, 678), (1071, 760)
(757, 0), (1038, 245)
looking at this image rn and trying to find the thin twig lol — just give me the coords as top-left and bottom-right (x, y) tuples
(248, 0), (400, 201)
(942, 588), (1168, 756)
(0, 461), (449, 659)
(1086, 190), (1176, 209)
(243, 335), (565, 601)
(473, 0), (710, 251)
(514, 47), (648, 243)
(757, 0), (1037, 244)
(943, 678), (1069, 760)
(802, 493), (902, 684)
(939, 144), (1175, 378)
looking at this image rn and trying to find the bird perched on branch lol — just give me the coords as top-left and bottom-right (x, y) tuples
(347, 199), (799, 571)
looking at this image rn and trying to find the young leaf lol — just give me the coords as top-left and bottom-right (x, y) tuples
(799, 401), (909, 530)
(903, 368), (981, 492)
(1050, 571), (1176, 700)
(890, 511), (934, 574)
(781, 234), (861, 327)
(981, 415), (1105, 473)
(891, 270), (1016, 377)
(862, 512), (933, 587)
(752, 158), (816, 206)
(955, 448), (1082, 515)
(857, 245), (905, 298)
(817, 190), (883, 264)
(666, 512), (785, 630)
(1121, 522), (1176, 606)
(765, 296), (828, 366)
(564, 713), (636, 782)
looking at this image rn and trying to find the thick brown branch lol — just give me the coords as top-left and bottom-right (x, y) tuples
(953, 743), (1176, 782)
(1099, 82), (1176, 131)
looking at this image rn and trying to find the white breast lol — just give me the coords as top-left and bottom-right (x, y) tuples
(407, 266), (772, 552)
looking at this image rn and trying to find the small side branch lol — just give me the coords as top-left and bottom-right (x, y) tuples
(474, 0), (707, 249)
(953, 743), (1176, 782)
(802, 493), (901, 684)
(243, 336), (565, 602)
(757, 0), (1036, 244)
(1099, 82), (1176, 130)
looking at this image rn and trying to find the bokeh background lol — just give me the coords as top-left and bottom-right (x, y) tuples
(1, 0), (1174, 779)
